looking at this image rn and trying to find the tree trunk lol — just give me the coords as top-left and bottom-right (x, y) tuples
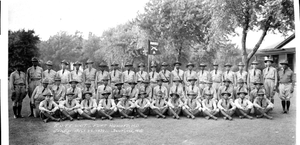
(241, 27), (248, 71)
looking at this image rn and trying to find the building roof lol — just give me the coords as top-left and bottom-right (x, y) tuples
(256, 33), (295, 55)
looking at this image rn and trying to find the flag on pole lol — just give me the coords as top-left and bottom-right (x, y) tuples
(148, 40), (160, 55)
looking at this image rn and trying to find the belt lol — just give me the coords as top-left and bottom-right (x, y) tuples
(265, 78), (275, 80)
(213, 81), (221, 83)
(162, 80), (169, 83)
(14, 83), (25, 86)
(31, 78), (41, 81)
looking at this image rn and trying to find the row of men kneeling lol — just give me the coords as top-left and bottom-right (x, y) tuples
(37, 85), (273, 123)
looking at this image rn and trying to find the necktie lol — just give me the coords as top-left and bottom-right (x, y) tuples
(202, 70), (204, 75)
(46, 101), (49, 108)
(68, 100), (72, 106)
(164, 70), (166, 75)
(215, 70), (217, 75)
(131, 87), (134, 93)
(73, 88), (75, 93)
(48, 69), (50, 74)
(158, 99), (161, 106)
(159, 85), (161, 91)
(227, 71), (229, 74)
(42, 88), (46, 93)
(260, 99), (263, 107)
(283, 69), (285, 75)
(56, 86), (59, 91)
(241, 99), (243, 105)
(175, 85), (178, 93)
(207, 99), (210, 105)
(239, 87), (242, 92)
(190, 70), (192, 75)
(225, 86), (228, 91)
(114, 70), (116, 77)
(254, 69), (256, 76)
(225, 99), (228, 106)
(62, 69), (65, 74)
(87, 87), (90, 91)
(267, 67), (269, 72)
(76, 70), (78, 75)
(152, 71), (154, 78)
(102, 71), (103, 75)
(128, 70), (130, 75)
(18, 71), (21, 77)
(141, 98), (144, 105)
(192, 85), (194, 91)
(104, 85), (107, 91)
(87, 100), (89, 107)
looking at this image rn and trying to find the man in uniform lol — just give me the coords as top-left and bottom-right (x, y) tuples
(39, 92), (61, 123)
(127, 80), (139, 102)
(96, 62), (110, 88)
(210, 61), (223, 93)
(135, 91), (151, 118)
(42, 60), (56, 88)
(117, 92), (135, 119)
(51, 77), (66, 103)
(152, 76), (168, 100)
(185, 76), (201, 101)
(10, 62), (27, 118)
(96, 77), (112, 103)
(167, 92), (183, 119)
(263, 57), (278, 103)
(249, 81), (265, 102)
(235, 88), (253, 119)
(202, 92), (218, 120)
(150, 91), (168, 118)
(83, 59), (97, 90)
(110, 82), (125, 104)
(171, 61), (184, 86)
(59, 91), (80, 121)
(149, 61), (160, 88)
(182, 92), (202, 119)
(82, 81), (96, 100)
(27, 57), (43, 117)
(110, 62), (122, 88)
(122, 62), (136, 89)
(31, 79), (51, 118)
(139, 78), (153, 99)
(217, 91), (236, 120)
(278, 60), (295, 114)
(159, 62), (171, 89)
(169, 78), (185, 102)
(253, 90), (273, 119)
(235, 62), (248, 87)
(80, 91), (97, 120)
(66, 79), (82, 102)
(70, 61), (84, 89)
(233, 78), (248, 100)
(97, 91), (117, 120)
(136, 62), (149, 88)
(184, 62), (197, 88)
(197, 63), (209, 92)
(218, 78), (234, 100)
(247, 60), (262, 91)
(222, 63), (236, 86)
(202, 79), (217, 101)
(56, 60), (71, 92)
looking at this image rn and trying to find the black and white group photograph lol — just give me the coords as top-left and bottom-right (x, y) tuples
(2, 0), (300, 144)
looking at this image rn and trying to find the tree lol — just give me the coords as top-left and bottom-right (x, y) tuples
(136, 0), (212, 62)
(210, 0), (294, 70)
(9, 29), (40, 75)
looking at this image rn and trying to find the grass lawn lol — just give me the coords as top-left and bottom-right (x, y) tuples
(9, 91), (296, 145)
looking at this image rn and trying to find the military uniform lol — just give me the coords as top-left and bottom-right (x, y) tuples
(247, 60), (262, 90)
(210, 62), (223, 92)
(138, 79), (153, 99)
(217, 78), (234, 100)
(80, 91), (97, 117)
(110, 63), (123, 88)
(83, 59), (97, 89)
(248, 81), (265, 102)
(59, 91), (81, 120)
(56, 60), (71, 91)
(167, 93), (183, 119)
(10, 63), (27, 118)
(233, 79), (248, 100)
(42, 61), (56, 87)
(110, 82), (126, 103)
(135, 91), (151, 118)
(152, 80), (168, 100)
(66, 80), (82, 102)
(150, 91), (168, 118)
(51, 77), (66, 103)
(234, 88), (253, 119)
(96, 78), (112, 102)
(117, 93), (135, 119)
(159, 62), (171, 89)
(97, 91), (117, 120)
(235, 62), (248, 87)
(136, 62), (149, 86)
(126, 81), (139, 102)
(149, 62), (159, 88)
(31, 79), (51, 118)
(96, 62), (110, 87)
(197, 63), (210, 91)
(70, 61), (84, 89)
(217, 91), (236, 120)
(222, 63), (236, 86)
(171, 61), (184, 85)
(185, 77), (201, 100)
(253, 90), (273, 119)
(39, 92), (60, 123)
(182, 92), (202, 119)
(82, 81), (96, 100)
(262, 57), (277, 103)
(278, 60), (295, 113)
(122, 63), (136, 89)
(201, 93), (219, 120)
(184, 62), (197, 87)
(169, 78), (186, 102)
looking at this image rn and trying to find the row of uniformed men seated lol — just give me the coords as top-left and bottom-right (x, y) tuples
(35, 76), (273, 123)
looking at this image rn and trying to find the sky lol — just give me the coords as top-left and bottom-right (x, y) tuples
(8, 0), (292, 49)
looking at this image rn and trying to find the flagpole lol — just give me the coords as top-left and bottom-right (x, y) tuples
(147, 40), (150, 73)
